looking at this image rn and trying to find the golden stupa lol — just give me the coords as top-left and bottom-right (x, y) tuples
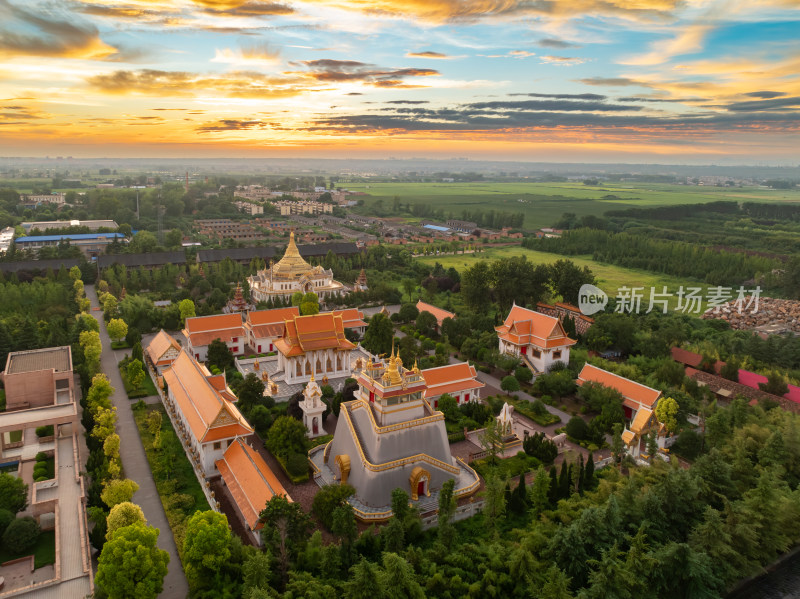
(272, 231), (314, 279)
(247, 230), (347, 302)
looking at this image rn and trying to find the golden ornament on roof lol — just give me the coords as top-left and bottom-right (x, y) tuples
(272, 231), (313, 279)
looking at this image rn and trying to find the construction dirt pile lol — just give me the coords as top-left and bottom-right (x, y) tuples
(702, 297), (800, 335)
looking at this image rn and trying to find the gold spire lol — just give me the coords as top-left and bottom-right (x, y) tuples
(272, 229), (313, 278)
(310, 371), (315, 382)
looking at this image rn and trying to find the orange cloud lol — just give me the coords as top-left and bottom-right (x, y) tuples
(0, 0), (119, 60)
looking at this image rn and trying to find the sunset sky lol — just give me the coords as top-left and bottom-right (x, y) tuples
(1, 0), (799, 162)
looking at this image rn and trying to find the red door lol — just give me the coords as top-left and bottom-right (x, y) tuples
(521, 346), (527, 355)
(258, 345), (262, 353)
(464, 393), (470, 403)
(417, 481), (425, 497)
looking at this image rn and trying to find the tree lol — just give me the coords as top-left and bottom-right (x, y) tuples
(345, 558), (385, 599)
(299, 292), (320, 316)
(331, 503), (358, 564)
(611, 423), (624, 464)
(655, 396), (679, 433)
(87, 373), (114, 415)
(437, 394), (459, 421)
(126, 358), (145, 390)
(478, 418), (504, 465)
(501, 375), (520, 394)
(106, 502), (146, 539)
(514, 365), (533, 384)
(760, 372), (789, 396)
(379, 552), (425, 599)
(437, 479), (457, 548)
(107, 318), (128, 343)
(461, 261), (491, 312)
(101, 478), (139, 508)
(646, 431), (658, 458)
(0, 472), (28, 513)
(397, 303), (419, 322)
(103, 295), (119, 318)
(549, 259), (595, 304)
(584, 452), (596, 491)
(183, 511), (233, 588)
(267, 416), (308, 458)
(482, 474), (506, 535)
(312, 483), (355, 530)
(93, 406), (118, 442)
(363, 313), (394, 356)
(529, 466), (550, 517)
(95, 522), (170, 599)
(207, 338), (234, 370)
(178, 298), (196, 323)
(2, 516), (39, 553)
(236, 372), (266, 415)
(566, 416), (589, 441)
(415, 310), (437, 337)
(259, 495), (312, 589)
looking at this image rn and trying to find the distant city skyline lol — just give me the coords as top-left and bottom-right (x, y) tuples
(0, 0), (798, 163)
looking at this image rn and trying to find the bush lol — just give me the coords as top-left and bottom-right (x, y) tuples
(35, 452), (48, 461)
(514, 366), (533, 384)
(565, 416), (589, 441)
(35, 425), (54, 438)
(672, 429), (703, 461)
(523, 432), (558, 464)
(3, 516), (40, 553)
(531, 399), (548, 416)
(0, 508), (14, 536)
(286, 452), (309, 478)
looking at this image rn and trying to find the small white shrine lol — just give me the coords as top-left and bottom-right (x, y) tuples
(300, 374), (326, 438)
(497, 402), (514, 437)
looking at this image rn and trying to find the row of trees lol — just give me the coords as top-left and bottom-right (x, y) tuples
(525, 228), (777, 286)
(461, 256), (595, 312)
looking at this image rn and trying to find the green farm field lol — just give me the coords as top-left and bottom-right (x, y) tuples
(347, 181), (800, 230)
(417, 246), (714, 309)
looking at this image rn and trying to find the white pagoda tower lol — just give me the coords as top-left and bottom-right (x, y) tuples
(300, 374), (326, 438)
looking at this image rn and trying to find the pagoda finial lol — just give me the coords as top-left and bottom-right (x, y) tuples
(310, 371), (315, 382)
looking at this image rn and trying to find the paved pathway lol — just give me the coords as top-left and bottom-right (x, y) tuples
(85, 285), (189, 599)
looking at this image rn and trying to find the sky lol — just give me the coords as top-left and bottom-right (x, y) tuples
(0, 0), (799, 163)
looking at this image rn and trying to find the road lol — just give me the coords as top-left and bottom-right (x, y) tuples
(85, 284), (189, 599)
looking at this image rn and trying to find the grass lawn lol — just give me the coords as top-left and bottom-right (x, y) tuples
(0, 530), (56, 569)
(132, 403), (211, 561)
(346, 181), (800, 230)
(118, 363), (158, 398)
(8, 430), (22, 443)
(417, 246), (712, 309)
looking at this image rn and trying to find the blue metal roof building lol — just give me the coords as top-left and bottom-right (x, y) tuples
(15, 233), (125, 243)
(423, 224), (450, 233)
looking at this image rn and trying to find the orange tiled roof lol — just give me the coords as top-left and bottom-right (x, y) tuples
(416, 301), (455, 326)
(247, 307), (300, 326)
(183, 314), (245, 348)
(577, 363), (661, 409)
(162, 350), (252, 443)
(185, 313), (244, 333)
(495, 304), (576, 349)
(146, 330), (180, 365)
(329, 308), (367, 329)
(216, 438), (291, 530)
(274, 313), (355, 357)
(421, 363), (484, 399)
(630, 407), (654, 434)
(621, 429), (636, 445)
